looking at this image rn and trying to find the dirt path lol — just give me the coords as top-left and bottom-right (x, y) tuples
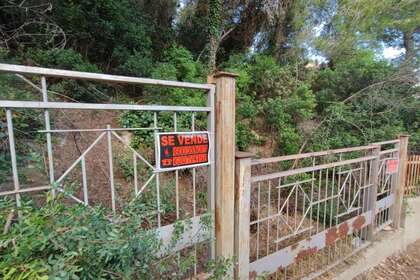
(355, 239), (420, 280)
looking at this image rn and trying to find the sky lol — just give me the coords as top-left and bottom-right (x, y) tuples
(383, 46), (405, 59)
(309, 45), (406, 64)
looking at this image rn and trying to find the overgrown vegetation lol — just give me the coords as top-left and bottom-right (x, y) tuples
(1, 0), (418, 153)
(0, 0), (419, 278)
(0, 195), (232, 279)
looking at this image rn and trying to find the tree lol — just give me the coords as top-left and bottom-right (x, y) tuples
(176, 0), (209, 57)
(317, 0), (420, 66)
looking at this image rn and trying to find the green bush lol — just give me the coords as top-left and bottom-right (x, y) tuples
(118, 46), (209, 150)
(309, 50), (419, 151)
(236, 122), (255, 151)
(0, 197), (160, 279)
(25, 48), (100, 73)
(0, 196), (231, 279)
(222, 54), (318, 154)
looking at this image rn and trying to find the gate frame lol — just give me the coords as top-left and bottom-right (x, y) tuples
(0, 63), (235, 271)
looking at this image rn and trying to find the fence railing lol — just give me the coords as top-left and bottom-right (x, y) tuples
(234, 136), (408, 279)
(0, 63), (413, 279)
(405, 154), (420, 195)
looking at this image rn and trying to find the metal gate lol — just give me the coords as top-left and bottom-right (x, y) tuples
(0, 63), (216, 277)
(234, 139), (406, 279)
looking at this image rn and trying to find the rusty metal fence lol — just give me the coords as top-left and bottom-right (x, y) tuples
(0, 63), (216, 277)
(235, 139), (407, 279)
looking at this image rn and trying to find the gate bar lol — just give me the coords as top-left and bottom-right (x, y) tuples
(251, 145), (374, 165)
(41, 76), (56, 197)
(0, 100), (211, 112)
(368, 145), (380, 240)
(106, 125), (116, 214)
(5, 109), (21, 208)
(38, 127), (161, 133)
(252, 155), (377, 182)
(0, 63), (213, 90)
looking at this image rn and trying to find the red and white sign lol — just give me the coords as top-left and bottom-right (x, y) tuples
(155, 131), (210, 171)
(386, 159), (399, 174)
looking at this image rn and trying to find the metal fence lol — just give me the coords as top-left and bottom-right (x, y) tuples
(235, 139), (406, 279)
(405, 154), (420, 195)
(0, 63), (216, 277)
(0, 63), (411, 279)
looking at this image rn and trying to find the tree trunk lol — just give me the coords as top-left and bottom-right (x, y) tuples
(270, 0), (293, 61)
(208, 0), (223, 73)
(209, 36), (218, 72)
(219, 0), (265, 57)
(272, 19), (288, 60)
(403, 29), (414, 64)
(403, 27), (419, 66)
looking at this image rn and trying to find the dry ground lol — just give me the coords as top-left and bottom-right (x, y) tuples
(355, 238), (420, 280)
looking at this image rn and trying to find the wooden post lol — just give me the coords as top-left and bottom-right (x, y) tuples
(234, 152), (253, 280)
(209, 72), (238, 263)
(394, 134), (409, 229)
(368, 145), (380, 240)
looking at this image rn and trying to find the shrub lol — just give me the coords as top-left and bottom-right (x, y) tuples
(25, 48), (100, 73)
(236, 122), (255, 151)
(0, 196), (232, 279)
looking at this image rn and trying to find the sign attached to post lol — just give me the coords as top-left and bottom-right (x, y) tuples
(155, 131), (210, 171)
(386, 159), (399, 174)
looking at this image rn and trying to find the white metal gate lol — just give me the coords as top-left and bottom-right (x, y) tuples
(0, 63), (216, 277)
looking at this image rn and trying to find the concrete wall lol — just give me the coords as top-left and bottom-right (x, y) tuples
(335, 196), (420, 280)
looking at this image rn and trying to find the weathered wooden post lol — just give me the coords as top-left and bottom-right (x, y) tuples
(234, 152), (253, 280)
(368, 145), (380, 240)
(208, 72), (238, 263)
(394, 134), (409, 229)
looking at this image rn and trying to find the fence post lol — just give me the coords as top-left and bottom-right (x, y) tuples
(209, 72), (238, 263)
(368, 145), (380, 240)
(234, 152), (253, 280)
(394, 134), (409, 229)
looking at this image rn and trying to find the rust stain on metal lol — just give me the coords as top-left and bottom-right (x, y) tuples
(326, 226), (338, 246)
(352, 215), (366, 230)
(338, 222), (349, 238)
(295, 247), (318, 261)
(249, 271), (257, 280)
